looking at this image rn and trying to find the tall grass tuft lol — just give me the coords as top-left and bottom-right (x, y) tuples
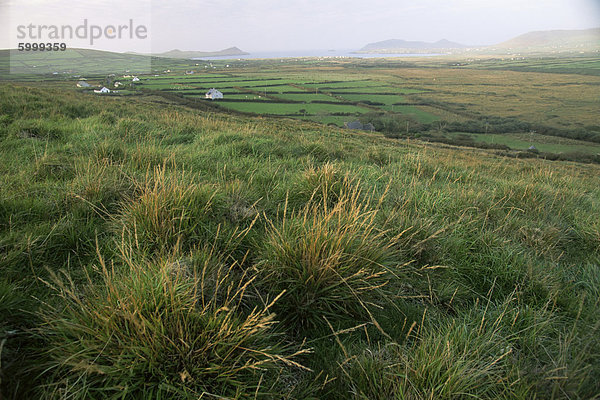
(118, 164), (224, 255)
(289, 162), (355, 210)
(34, 243), (304, 399)
(255, 181), (401, 334)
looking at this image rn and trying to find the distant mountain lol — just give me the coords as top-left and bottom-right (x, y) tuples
(156, 47), (249, 59)
(357, 39), (467, 54)
(356, 28), (600, 55)
(494, 28), (600, 50)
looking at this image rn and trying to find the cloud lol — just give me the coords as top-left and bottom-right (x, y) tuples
(3, 0), (598, 52)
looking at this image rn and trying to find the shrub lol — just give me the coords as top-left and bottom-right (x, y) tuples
(359, 112), (423, 137)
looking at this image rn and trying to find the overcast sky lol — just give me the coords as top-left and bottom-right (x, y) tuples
(1, 0), (599, 52)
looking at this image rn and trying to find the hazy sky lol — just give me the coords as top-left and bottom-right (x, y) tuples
(1, 0), (599, 52)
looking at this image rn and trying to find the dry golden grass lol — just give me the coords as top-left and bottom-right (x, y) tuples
(379, 67), (600, 128)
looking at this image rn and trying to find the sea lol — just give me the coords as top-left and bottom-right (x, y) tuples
(191, 49), (443, 60)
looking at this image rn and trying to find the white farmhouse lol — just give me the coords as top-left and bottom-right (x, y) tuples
(205, 88), (223, 100)
(94, 87), (111, 94)
(132, 76), (140, 82)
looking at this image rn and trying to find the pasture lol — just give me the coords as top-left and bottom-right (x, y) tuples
(2, 50), (599, 157)
(136, 72), (443, 125)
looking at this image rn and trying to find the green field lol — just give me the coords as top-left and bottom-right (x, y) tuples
(217, 101), (366, 115)
(302, 80), (386, 89)
(133, 74), (441, 124)
(330, 86), (427, 94)
(142, 78), (299, 90)
(139, 74), (232, 81)
(272, 92), (344, 102)
(336, 93), (407, 104)
(137, 76), (443, 125)
(213, 93), (272, 100)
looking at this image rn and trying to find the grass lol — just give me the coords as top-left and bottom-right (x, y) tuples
(466, 56), (600, 76)
(329, 87), (426, 94)
(218, 101), (366, 116)
(447, 132), (600, 154)
(338, 301), (530, 399)
(385, 67), (600, 129)
(302, 81), (384, 89)
(1, 65), (600, 398)
(272, 92), (344, 102)
(36, 244), (302, 399)
(255, 174), (401, 333)
(117, 163), (225, 255)
(335, 94), (407, 105)
(4, 48), (152, 75)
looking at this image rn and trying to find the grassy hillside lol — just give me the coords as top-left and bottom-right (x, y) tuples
(0, 48), (199, 78)
(156, 47), (249, 58)
(1, 83), (599, 399)
(495, 28), (600, 51)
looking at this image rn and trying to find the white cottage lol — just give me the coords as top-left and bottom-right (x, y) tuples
(132, 76), (140, 82)
(94, 87), (111, 94)
(205, 88), (223, 100)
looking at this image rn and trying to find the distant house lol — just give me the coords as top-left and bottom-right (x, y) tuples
(94, 87), (111, 94)
(132, 77), (140, 82)
(114, 82), (122, 88)
(344, 121), (375, 132)
(344, 121), (363, 130)
(77, 81), (91, 88)
(185, 70), (195, 75)
(205, 88), (223, 100)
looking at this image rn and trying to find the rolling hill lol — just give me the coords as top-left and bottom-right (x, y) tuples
(156, 47), (249, 59)
(358, 28), (600, 54)
(494, 28), (600, 50)
(356, 39), (467, 53)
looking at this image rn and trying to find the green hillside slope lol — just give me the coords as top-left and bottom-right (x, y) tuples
(1, 83), (599, 399)
(496, 28), (600, 50)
